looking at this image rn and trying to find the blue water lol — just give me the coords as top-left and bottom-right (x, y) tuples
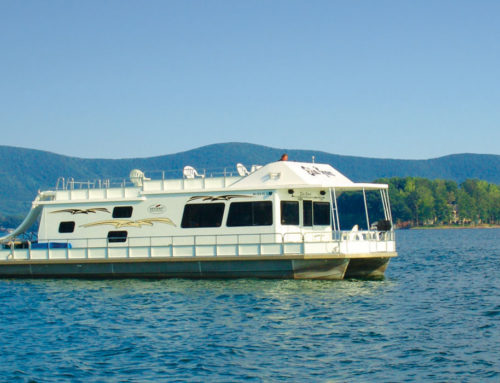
(1, 229), (499, 382)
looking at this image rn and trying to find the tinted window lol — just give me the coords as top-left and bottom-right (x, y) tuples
(303, 200), (312, 226)
(227, 201), (273, 227)
(107, 231), (128, 243)
(181, 203), (225, 228)
(313, 202), (331, 226)
(58, 221), (75, 233)
(113, 206), (133, 218)
(281, 201), (299, 225)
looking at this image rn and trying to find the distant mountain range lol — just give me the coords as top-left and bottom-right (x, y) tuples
(1, 143), (499, 216)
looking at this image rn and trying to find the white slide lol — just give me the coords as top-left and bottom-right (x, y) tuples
(0, 191), (54, 243)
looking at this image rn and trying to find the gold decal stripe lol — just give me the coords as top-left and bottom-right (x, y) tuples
(81, 218), (176, 228)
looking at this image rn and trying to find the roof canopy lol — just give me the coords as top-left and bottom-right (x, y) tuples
(229, 161), (387, 190)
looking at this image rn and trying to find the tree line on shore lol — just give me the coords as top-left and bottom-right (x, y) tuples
(378, 177), (500, 227)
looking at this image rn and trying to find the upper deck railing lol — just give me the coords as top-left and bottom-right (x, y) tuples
(54, 166), (248, 191)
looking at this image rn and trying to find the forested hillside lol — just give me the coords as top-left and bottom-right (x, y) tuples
(0, 143), (499, 230)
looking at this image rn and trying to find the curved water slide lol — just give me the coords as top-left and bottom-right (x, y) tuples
(0, 191), (55, 244)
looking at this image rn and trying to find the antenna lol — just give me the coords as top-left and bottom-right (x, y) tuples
(312, 156), (315, 163)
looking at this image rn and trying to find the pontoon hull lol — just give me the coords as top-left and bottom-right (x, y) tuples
(344, 256), (393, 279)
(0, 256), (351, 280)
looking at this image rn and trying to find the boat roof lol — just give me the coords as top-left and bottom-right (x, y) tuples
(229, 161), (387, 190)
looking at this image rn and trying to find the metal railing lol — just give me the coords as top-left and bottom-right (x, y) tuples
(2, 230), (396, 261)
(54, 166), (251, 191)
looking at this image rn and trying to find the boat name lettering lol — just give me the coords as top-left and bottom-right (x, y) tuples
(301, 166), (336, 178)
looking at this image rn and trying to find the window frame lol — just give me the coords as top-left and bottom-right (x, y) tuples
(281, 201), (299, 225)
(107, 230), (128, 243)
(227, 201), (273, 227)
(58, 221), (75, 233)
(112, 206), (133, 219)
(181, 203), (225, 228)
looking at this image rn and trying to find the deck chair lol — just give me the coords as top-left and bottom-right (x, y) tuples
(236, 163), (250, 176)
(183, 166), (204, 179)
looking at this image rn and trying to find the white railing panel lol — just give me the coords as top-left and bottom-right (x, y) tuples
(68, 248), (87, 259)
(238, 244), (260, 256)
(31, 251), (48, 260)
(217, 244), (238, 256)
(172, 247), (194, 257)
(129, 247), (149, 258)
(261, 243), (282, 255)
(108, 248), (128, 258)
(283, 243), (302, 254)
(195, 245), (216, 257)
(49, 249), (68, 260)
(88, 248), (107, 259)
(151, 246), (172, 257)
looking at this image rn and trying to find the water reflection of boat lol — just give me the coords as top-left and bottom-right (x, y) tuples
(0, 160), (396, 279)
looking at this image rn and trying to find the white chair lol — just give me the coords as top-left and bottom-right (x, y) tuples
(183, 166), (204, 179)
(129, 169), (150, 187)
(250, 165), (262, 173)
(236, 163), (250, 176)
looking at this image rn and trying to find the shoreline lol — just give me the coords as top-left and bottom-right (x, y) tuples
(402, 225), (500, 230)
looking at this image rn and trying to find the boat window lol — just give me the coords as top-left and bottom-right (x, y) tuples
(303, 200), (312, 226)
(181, 203), (225, 228)
(113, 206), (133, 218)
(58, 221), (75, 233)
(281, 201), (299, 225)
(313, 202), (331, 226)
(107, 231), (128, 243)
(227, 201), (273, 227)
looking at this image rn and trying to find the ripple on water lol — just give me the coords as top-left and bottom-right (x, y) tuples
(0, 229), (499, 382)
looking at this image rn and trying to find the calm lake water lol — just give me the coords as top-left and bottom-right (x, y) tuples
(0, 229), (499, 382)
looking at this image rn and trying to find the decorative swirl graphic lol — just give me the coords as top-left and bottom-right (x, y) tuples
(81, 218), (176, 228)
(52, 208), (110, 215)
(188, 195), (252, 202)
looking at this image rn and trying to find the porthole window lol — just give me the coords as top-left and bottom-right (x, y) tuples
(58, 221), (75, 233)
(113, 206), (133, 218)
(107, 231), (128, 243)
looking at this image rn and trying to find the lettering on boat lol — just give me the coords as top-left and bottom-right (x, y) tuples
(148, 204), (166, 214)
(301, 165), (336, 178)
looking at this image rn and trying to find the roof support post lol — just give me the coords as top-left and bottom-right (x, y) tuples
(363, 188), (370, 230)
(330, 188), (340, 233)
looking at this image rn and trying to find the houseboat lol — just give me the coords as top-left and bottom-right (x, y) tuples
(0, 160), (397, 279)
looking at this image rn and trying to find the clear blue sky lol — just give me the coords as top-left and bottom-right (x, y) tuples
(1, 0), (499, 160)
